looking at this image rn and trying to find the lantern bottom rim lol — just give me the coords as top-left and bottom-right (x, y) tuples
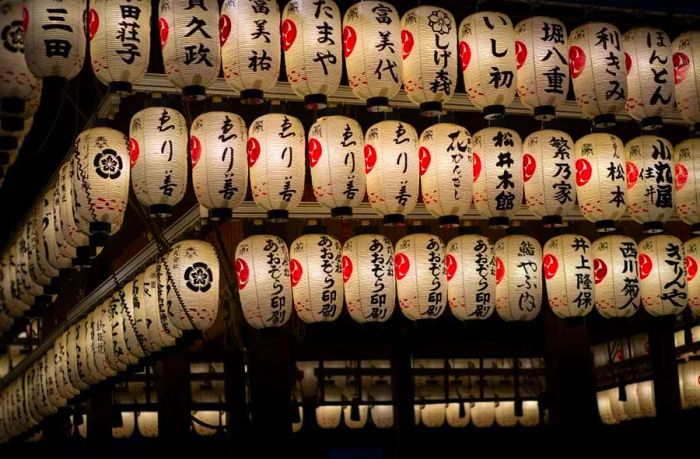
(0, 136), (18, 150)
(641, 116), (663, 131)
(642, 221), (664, 233)
(367, 97), (391, 113)
(149, 204), (172, 219)
(438, 215), (460, 228)
(541, 215), (563, 228)
(483, 105), (505, 120)
(0, 116), (23, 133)
(383, 214), (406, 226)
(209, 208), (232, 221)
(420, 101), (445, 118)
(108, 81), (133, 97)
(331, 206), (353, 219)
(595, 220), (616, 232)
(267, 209), (289, 223)
(182, 85), (207, 101)
(593, 113), (616, 128)
(240, 89), (265, 105)
(534, 105), (556, 121)
(304, 94), (328, 111)
(488, 216), (510, 229)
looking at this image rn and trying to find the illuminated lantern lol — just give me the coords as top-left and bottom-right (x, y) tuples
(65, 322), (89, 390)
(289, 233), (343, 323)
(190, 111), (247, 220)
(91, 302), (115, 379)
(622, 383), (642, 419)
(34, 193), (64, 277)
(459, 12), (517, 119)
(674, 138), (700, 233)
(471, 402), (495, 428)
(142, 262), (176, 351)
(592, 235), (641, 318)
(542, 234), (595, 318)
(248, 113), (305, 222)
(343, 1), (402, 112)
(638, 235), (687, 316)
(494, 235), (542, 321)
(523, 130), (575, 226)
(316, 380), (342, 429)
(118, 281), (147, 360)
(49, 173), (79, 266)
(574, 133), (627, 232)
(81, 312), (102, 383)
(307, 116), (365, 218)
(292, 406), (303, 433)
(112, 412), (135, 439)
(192, 411), (225, 436)
(672, 31), (700, 134)
(0, 253), (23, 318)
(625, 136), (674, 232)
(495, 401), (517, 427)
(514, 16), (569, 120)
(369, 379), (393, 428)
(597, 391), (618, 425)
(417, 380), (445, 428)
(472, 127), (523, 228)
(607, 388), (629, 422)
(137, 412), (158, 438)
(637, 380), (656, 417)
(681, 360), (700, 408)
(164, 239), (220, 331)
(23, 0), (86, 81)
(685, 238), (700, 317)
(235, 235), (292, 328)
(343, 404), (368, 429)
(395, 233), (447, 320)
(129, 107), (188, 217)
(342, 233), (395, 323)
(281, 0), (342, 110)
(364, 121), (418, 225)
(53, 332), (78, 400)
(447, 232), (496, 319)
(89, 0), (151, 94)
(25, 215), (55, 295)
(108, 292), (139, 368)
(568, 22), (627, 127)
(221, 0), (280, 104)
(44, 349), (66, 410)
(446, 400), (469, 428)
(159, 0), (220, 99)
(622, 27), (674, 130)
(401, 6), (458, 116)
(519, 401), (539, 427)
(126, 273), (152, 355)
(419, 123), (472, 227)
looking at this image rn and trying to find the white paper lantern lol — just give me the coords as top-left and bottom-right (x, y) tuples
(163, 239), (220, 331)
(81, 311), (103, 383)
(53, 333), (78, 400)
(674, 138), (700, 233)
(459, 12), (517, 119)
(681, 360), (700, 408)
(394, 233), (447, 320)
(343, 404), (368, 429)
(33, 194), (61, 278)
(592, 235), (641, 318)
(343, 1), (402, 112)
(622, 383), (643, 419)
(109, 292), (139, 367)
(316, 380), (342, 429)
(685, 238), (700, 317)
(292, 406), (303, 433)
(523, 130), (575, 226)
(129, 107), (188, 217)
(472, 127), (523, 228)
(22, 0), (86, 81)
(419, 123), (472, 227)
(636, 380), (656, 417)
(159, 0), (220, 98)
(419, 404), (445, 428)
(519, 401), (539, 427)
(248, 113), (305, 222)
(638, 235), (688, 316)
(119, 280), (147, 360)
(400, 6), (458, 116)
(624, 135), (674, 232)
(308, 116), (365, 218)
(446, 401), (469, 428)
(137, 411), (158, 438)
(568, 22), (628, 127)
(49, 178), (78, 267)
(65, 322), (89, 390)
(112, 412), (136, 439)
(514, 16), (569, 120)
(364, 120), (418, 225)
(543, 234), (595, 318)
(0, 253), (24, 318)
(289, 233), (343, 323)
(235, 234), (292, 329)
(596, 391), (618, 425)
(190, 111), (247, 220)
(142, 262), (177, 351)
(25, 215), (54, 292)
(574, 133), (627, 232)
(44, 349), (66, 410)
(495, 401), (517, 427)
(622, 27), (674, 130)
(672, 31), (700, 134)
(369, 380), (393, 429)
(91, 302), (116, 378)
(471, 402), (495, 428)
(342, 233), (395, 323)
(494, 235), (542, 321)
(89, 0), (151, 94)
(446, 233), (496, 321)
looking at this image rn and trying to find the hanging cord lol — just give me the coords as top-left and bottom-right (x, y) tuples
(211, 222), (244, 351)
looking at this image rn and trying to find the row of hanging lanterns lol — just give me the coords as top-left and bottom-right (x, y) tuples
(597, 380), (657, 425)
(68, 412), (160, 439)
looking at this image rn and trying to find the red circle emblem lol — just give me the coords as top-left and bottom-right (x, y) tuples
(686, 256), (698, 282)
(219, 15), (231, 47)
(308, 138), (322, 168)
(445, 254), (457, 281)
(401, 29), (414, 60)
(343, 25), (357, 58)
(290, 259), (303, 287)
(235, 258), (249, 290)
(673, 52), (690, 84)
(575, 158), (592, 187)
(515, 40), (527, 70)
(342, 255), (353, 283)
(88, 9), (99, 41)
(543, 253), (559, 280)
(675, 163), (688, 191)
(395, 253), (410, 280)
(523, 153), (536, 182)
(190, 136), (202, 168)
(639, 253), (653, 280)
(459, 41), (471, 71)
(281, 19), (297, 52)
(364, 144), (377, 174)
(418, 147), (431, 176)
(247, 137), (261, 168)
(495, 257), (505, 284)
(159, 18), (169, 49)
(624, 52), (632, 74)
(128, 138), (140, 169)
(473, 152), (481, 182)
(593, 258), (607, 284)
(626, 161), (639, 189)
(569, 45), (586, 79)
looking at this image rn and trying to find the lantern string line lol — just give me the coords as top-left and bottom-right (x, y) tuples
(210, 223), (244, 351)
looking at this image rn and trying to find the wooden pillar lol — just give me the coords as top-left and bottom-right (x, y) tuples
(86, 384), (112, 457)
(156, 346), (191, 456)
(391, 325), (414, 459)
(41, 409), (72, 459)
(648, 316), (681, 423)
(223, 349), (250, 456)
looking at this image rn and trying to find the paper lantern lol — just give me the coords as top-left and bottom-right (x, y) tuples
(129, 107), (188, 217)
(89, 0), (151, 94)
(419, 123), (472, 227)
(568, 22), (628, 127)
(13, 237), (41, 306)
(90, 302), (115, 379)
(118, 280), (147, 360)
(0, 253), (23, 318)
(65, 322), (89, 391)
(672, 31), (700, 134)
(289, 233), (343, 323)
(523, 130), (575, 226)
(574, 133), (627, 232)
(494, 235), (542, 321)
(33, 195), (61, 278)
(395, 233), (447, 320)
(44, 349), (66, 410)
(596, 391), (618, 425)
(292, 406), (303, 433)
(514, 16), (569, 120)
(235, 235), (292, 329)
(638, 235), (688, 316)
(625, 135), (674, 232)
(622, 27), (674, 129)
(495, 401), (517, 427)
(159, 0), (220, 98)
(23, 0), (86, 81)
(636, 380), (656, 417)
(53, 333), (77, 400)
(400, 6), (458, 116)
(446, 401), (469, 428)
(307, 116), (365, 218)
(674, 138), (700, 233)
(111, 412), (135, 439)
(343, 404), (368, 429)
(316, 380), (342, 429)
(137, 411), (158, 438)
(369, 380), (393, 429)
(81, 311), (102, 383)
(24, 216), (54, 293)
(342, 233), (395, 323)
(592, 235), (641, 318)
(685, 238), (700, 317)
(472, 127), (523, 228)
(542, 234), (595, 318)
(622, 383), (643, 419)
(281, 0), (342, 110)
(343, 1), (402, 111)
(681, 360), (700, 408)
(142, 262), (177, 350)
(364, 120), (418, 225)
(163, 239), (220, 331)
(248, 113), (305, 222)
(519, 401), (539, 427)
(191, 411), (225, 436)
(459, 12), (517, 119)
(190, 111), (248, 220)
(48, 181), (77, 268)
(107, 292), (138, 368)
(220, 0), (280, 104)
(471, 402), (495, 428)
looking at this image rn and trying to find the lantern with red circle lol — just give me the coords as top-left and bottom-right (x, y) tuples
(514, 16), (569, 120)
(568, 22), (628, 127)
(638, 235), (687, 317)
(684, 237), (700, 317)
(672, 31), (700, 134)
(494, 235), (542, 321)
(446, 233), (496, 320)
(419, 123), (472, 228)
(674, 139), (700, 233)
(543, 234), (595, 318)
(343, 1), (402, 112)
(592, 235), (640, 318)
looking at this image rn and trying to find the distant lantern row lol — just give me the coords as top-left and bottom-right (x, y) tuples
(0, 239), (220, 441)
(3, 1), (699, 131)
